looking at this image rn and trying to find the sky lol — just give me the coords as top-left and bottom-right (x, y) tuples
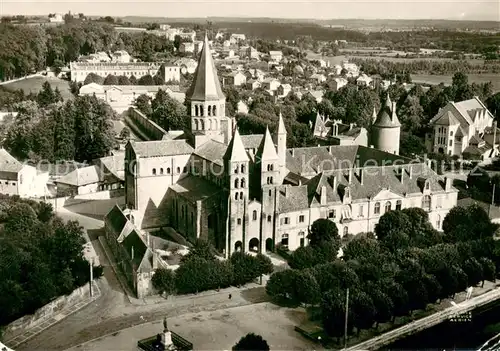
(1, 0), (499, 21)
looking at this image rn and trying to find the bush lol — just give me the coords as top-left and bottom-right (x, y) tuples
(152, 268), (175, 295)
(175, 256), (232, 294)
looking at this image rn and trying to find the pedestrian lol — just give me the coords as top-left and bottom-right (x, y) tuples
(229, 293), (232, 300)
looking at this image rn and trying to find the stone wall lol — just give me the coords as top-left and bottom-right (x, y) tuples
(4, 282), (91, 337)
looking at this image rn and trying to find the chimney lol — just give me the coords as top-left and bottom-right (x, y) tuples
(131, 246), (134, 261)
(329, 174), (338, 190)
(349, 123), (354, 130)
(152, 251), (158, 269)
(409, 165), (413, 179)
(347, 168), (353, 184)
(493, 121), (498, 151)
(359, 168), (364, 185)
(320, 186), (327, 205)
(298, 179), (302, 186)
(445, 177), (452, 191)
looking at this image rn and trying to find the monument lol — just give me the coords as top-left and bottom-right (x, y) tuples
(137, 316), (193, 351)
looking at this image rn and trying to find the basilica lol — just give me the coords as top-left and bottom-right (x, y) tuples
(120, 35), (459, 258)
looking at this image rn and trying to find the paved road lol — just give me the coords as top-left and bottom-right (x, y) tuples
(346, 287), (500, 351)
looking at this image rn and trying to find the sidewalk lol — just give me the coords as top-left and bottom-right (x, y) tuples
(3, 280), (101, 350)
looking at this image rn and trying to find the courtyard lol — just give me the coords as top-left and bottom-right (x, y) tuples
(66, 302), (319, 351)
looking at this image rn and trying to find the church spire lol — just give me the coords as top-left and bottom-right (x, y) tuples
(257, 126), (278, 161)
(278, 111), (286, 135)
(224, 127), (249, 162)
(186, 33), (225, 101)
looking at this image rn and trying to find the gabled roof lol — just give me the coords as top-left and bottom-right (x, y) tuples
(185, 35), (225, 102)
(56, 165), (101, 187)
(121, 230), (153, 273)
(240, 134), (264, 150)
(105, 204), (128, 235)
(0, 148), (23, 174)
(224, 128), (249, 162)
(433, 111), (460, 126)
(256, 127), (278, 161)
(194, 139), (227, 166)
(277, 185), (309, 212)
(374, 95), (401, 128)
(130, 140), (194, 158)
(313, 112), (327, 135)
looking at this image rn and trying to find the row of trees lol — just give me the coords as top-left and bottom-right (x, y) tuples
(83, 72), (176, 86)
(0, 196), (103, 326)
(2, 82), (117, 162)
(152, 239), (274, 295)
(266, 204), (499, 341)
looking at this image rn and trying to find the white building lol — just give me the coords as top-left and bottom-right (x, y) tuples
(356, 74), (373, 87)
(79, 83), (185, 113)
(179, 42), (195, 54)
(78, 52), (110, 63)
(70, 62), (162, 83)
(0, 148), (49, 198)
(425, 97), (496, 159)
(230, 33), (246, 44)
(269, 51), (283, 62)
(111, 50), (132, 63)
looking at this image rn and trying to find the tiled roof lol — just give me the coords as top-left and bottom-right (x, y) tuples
(56, 165), (101, 186)
(121, 230), (152, 273)
(97, 155), (125, 181)
(185, 35), (225, 101)
(277, 185), (309, 212)
(194, 139), (227, 166)
(170, 175), (221, 203)
(240, 134), (263, 150)
(433, 111), (460, 126)
(0, 148), (23, 174)
(105, 204), (128, 234)
(469, 134), (484, 145)
(374, 100), (400, 128)
(286, 145), (412, 176)
(130, 140), (194, 158)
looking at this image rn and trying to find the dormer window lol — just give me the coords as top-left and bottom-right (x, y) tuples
(425, 181), (430, 190)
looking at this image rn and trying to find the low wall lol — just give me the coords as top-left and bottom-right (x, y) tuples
(127, 107), (167, 141)
(4, 282), (91, 336)
(45, 189), (124, 209)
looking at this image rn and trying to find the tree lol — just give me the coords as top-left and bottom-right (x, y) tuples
(293, 269), (321, 305)
(117, 75), (131, 85)
(154, 74), (165, 85)
(366, 285), (394, 328)
(150, 89), (188, 131)
(152, 268), (175, 295)
(138, 74), (155, 85)
(181, 238), (216, 263)
(37, 81), (62, 107)
(343, 236), (381, 262)
(443, 204), (495, 242)
(287, 246), (317, 269)
(307, 218), (340, 248)
(119, 126), (131, 140)
(322, 288), (352, 339)
(83, 73), (104, 85)
(230, 252), (262, 286)
(232, 333), (270, 351)
(266, 270), (296, 301)
(351, 289), (376, 333)
(479, 257), (496, 286)
(103, 74), (119, 85)
(463, 258), (484, 287)
(134, 94), (152, 116)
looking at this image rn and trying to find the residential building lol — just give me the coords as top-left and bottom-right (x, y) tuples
(342, 61), (360, 78)
(174, 58), (198, 74)
(356, 73), (373, 87)
(333, 64), (343, 75)
(312, 113), (369, 147)
(237, 100), (249, 114)
(269, 51), (283, 62)
(239, 46), (259, 60)
(70, 62), (163, 83)
(277, 83), (292, 98)
(329, 77), (348, 91)
(79, 83), (185, 113)
(222, 71), (247, 87)
(261, 78), (281, 92)
(104, 35), (458, 298)
(244, 68), (266, 82)
(78, 52), (110, 63)
(163, 65), (181, 83)
(179, 42), (195, 54)
(310, 73), (327, 84)
(48, 13), (64, 23)
(178, 31), (196, 42)
(246, 79), (261, 90)
(425, 97), (495, 159)
(230, 33), (246, 44)
(307, 90), (324, 103)
(0, 148), (49, 198)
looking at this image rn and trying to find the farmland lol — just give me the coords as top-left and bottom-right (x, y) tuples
(411, 73), (500, 92)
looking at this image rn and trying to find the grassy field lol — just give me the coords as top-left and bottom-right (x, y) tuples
(2, 76), (73, 100)
(411, 73), (500, 92)
(308, 52), (485, 65)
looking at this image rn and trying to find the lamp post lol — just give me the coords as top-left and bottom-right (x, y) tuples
(89, 256), (93, 298)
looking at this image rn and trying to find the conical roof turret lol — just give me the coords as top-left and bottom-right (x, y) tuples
(374, 95), (401, 128)
(224, 127), (248, 162)
(257, 126), (278, 160)
(186, 34), (225, 101)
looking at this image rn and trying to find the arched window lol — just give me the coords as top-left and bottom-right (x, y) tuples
(234, 178), (239, 188)
(267, 215), (272, 222)
(241, 178), (246, 188)
(200, 105), (204, 116)
(436, 215), (442, 229)
(200, 120), (205, 130)
(194, 119), (199, 130)
(270, 176), (273, 184)
(267, 164), (271, 171)
(343, 226), (348, 236)
(425, 181), (430, 190)
(160, 168), (164, 175)
(213, 105), (217, 116)
(176, 167), (181, 173)
(152, 168), (156, 175)
(252, 210), (257, 220)
(235, 192), (238, 200)
(241, 164), (245, 173)
(208, 105), (212, 116)
(240, 191), (243, 199)
(374, 202), (381, 215)
(270, 164), (273, 171)
(385, 201), (391, 212)
(213, 119), (218, 130)
(268, 189), (272, 196)
(396, 200), (402, 211)
(422, 195), (431, 211)
(195, 105), (199, 117)
(167, 167), (171, 174)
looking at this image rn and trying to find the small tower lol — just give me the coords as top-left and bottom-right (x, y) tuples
(371, 94), (401, 154)
(257, 126), (280, 191)
(224, 127), (249, 254)
(277, 111), (287, 183)
(186, 34), (226, 147)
